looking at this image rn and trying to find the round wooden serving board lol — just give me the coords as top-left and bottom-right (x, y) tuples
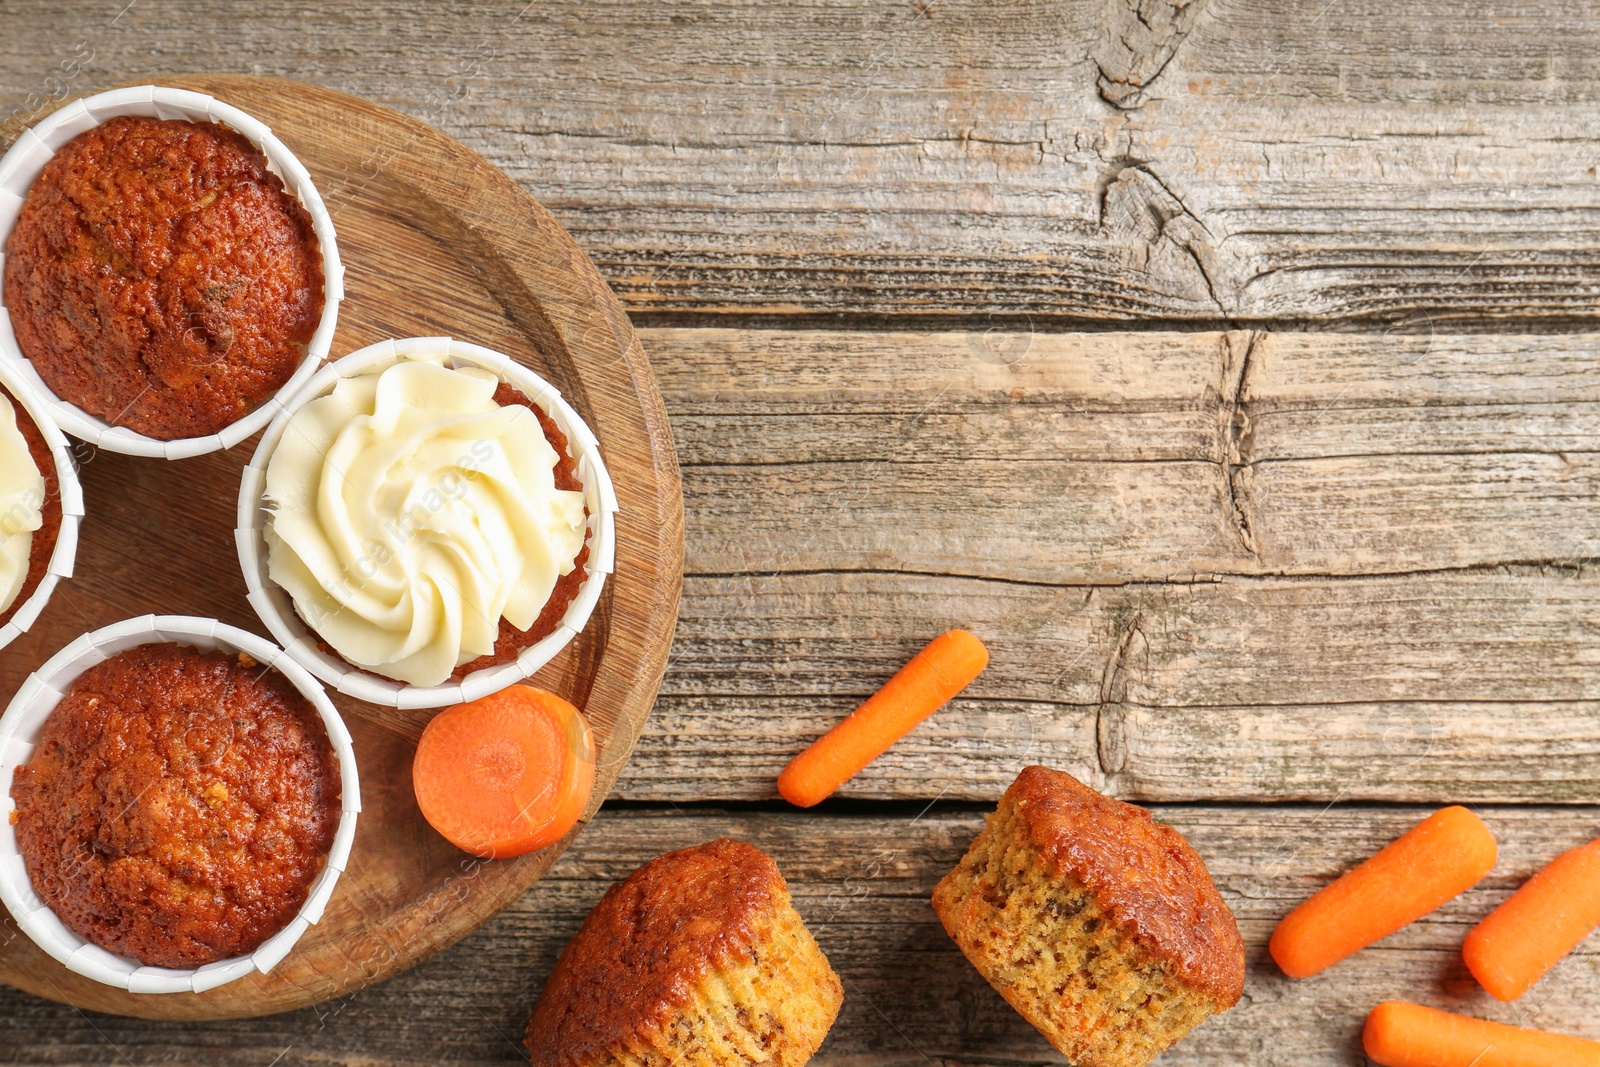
(0, 76), (684, 1020)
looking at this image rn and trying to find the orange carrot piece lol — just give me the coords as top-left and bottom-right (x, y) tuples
(413, 685), (595, 859)
(1363, 1001), (1600, 1067)
(777, 629), (988, 808)
(1268, 806), (1497, 979)
(1464, 838), (1600, 1001)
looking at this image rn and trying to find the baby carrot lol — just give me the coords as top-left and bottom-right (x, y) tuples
(777, 629), (988, 808)
(1364, 1001), (1600, 1067)
(413, 685), (595, 859)
(1463, 838), (1600, 1001)
(1269, 806), (1497, 979)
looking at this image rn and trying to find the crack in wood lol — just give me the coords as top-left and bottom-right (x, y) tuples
(682, 558), (1600, 589)
(1093, 0), (1212, 109)
(1220, 330), (1263, 560)
(1095, 608), (1147, 780)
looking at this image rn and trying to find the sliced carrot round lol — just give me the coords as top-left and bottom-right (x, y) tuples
(413, 685), (595, 859)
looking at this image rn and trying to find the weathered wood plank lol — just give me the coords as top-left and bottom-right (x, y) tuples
(616, 568), (1600, 802)
(7, 1), (1600, 324)
(655, 329), (1600, 461)
(668, 570), (1600, 707)
(679, 450), (1600, 582)
(650, 329), (1600, 583)
(622, 695), (1600, 806)
(4, 805), (1598, 1066)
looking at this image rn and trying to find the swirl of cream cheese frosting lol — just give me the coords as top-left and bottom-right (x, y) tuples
(263, 357), (588, 686)
(0, 392), (45, 616)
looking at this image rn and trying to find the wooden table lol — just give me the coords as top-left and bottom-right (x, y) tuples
(3, 1), (1599, 1063)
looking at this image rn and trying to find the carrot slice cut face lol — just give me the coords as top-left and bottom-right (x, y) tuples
(413, 685), (595, 859)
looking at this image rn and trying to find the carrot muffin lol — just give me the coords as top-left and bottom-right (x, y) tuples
(263, 354), (589, 688)
(526, 839), (842, 1067)
(9, 642), (340, 968)
(0, 385), (60, 625)
(3, 115), (324, 440)
(932, 766), (1244, 1067)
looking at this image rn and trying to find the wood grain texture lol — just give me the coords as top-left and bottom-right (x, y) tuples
(6, 0), (1600, 326)
(0, 4), (1597, 1063)
(607, 327), (1600, 804)
(6, 805), (1600, 1066)
(0, 76), (684, 1019)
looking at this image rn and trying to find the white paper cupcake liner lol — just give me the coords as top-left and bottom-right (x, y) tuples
(0, 85), (344, 460)
(237, 337), (619, 710)
(0, 358), (82, 653)
(0, 615), (360, 994)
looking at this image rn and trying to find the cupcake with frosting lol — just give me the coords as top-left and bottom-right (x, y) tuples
(240, 338), (614, 706)
(0, 385), (62, 629)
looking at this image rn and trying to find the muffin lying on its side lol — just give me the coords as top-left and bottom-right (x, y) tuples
(932, 766), (1244, 1067)
(526, 838), (842, 1067)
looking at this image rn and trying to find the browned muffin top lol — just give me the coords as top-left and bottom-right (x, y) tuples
(1007, 765), (1245, 1007)
(526, 839), (787, 1065)
(3, 115), (324, 440)
(0, 384), (61, 628)
(9, 642), (340, 968)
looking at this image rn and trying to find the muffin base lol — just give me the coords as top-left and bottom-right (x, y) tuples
(932, 799), (1227, 1067)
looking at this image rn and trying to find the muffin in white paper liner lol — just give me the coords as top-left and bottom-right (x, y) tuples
(237, 337), (619, 710)
(0, 614), (360, 994)
(0, 85), (344, 460)
(0, 358), (82, 652)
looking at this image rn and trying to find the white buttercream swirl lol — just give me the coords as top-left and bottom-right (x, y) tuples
(263, 357), (587, 686)
(0, 392), (45, 616)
